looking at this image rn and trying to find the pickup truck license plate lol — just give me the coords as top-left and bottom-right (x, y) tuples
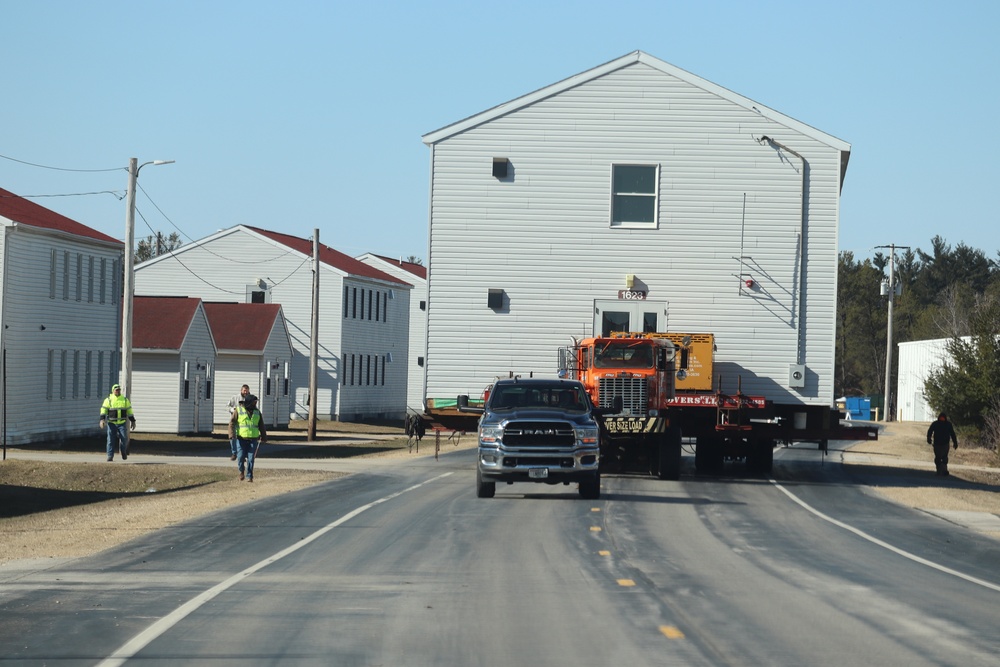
(528, 468), (549, 479)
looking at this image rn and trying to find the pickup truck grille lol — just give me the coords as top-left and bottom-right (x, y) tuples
(598, 377), (648, 416)
(502, 421), (576, 447)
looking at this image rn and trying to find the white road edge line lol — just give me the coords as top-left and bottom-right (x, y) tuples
(97, 472), (454, 667)
(769, 477), (1000, 593)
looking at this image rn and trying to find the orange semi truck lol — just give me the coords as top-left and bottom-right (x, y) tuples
(554, 332), (877, 479)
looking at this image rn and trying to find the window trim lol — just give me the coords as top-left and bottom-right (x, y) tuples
(610, 163), (659, 229)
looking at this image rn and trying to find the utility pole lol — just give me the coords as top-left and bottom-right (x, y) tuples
(121, 158), (173, 397)
(876, 243), (909, 422)
(307, 229), (320, 440)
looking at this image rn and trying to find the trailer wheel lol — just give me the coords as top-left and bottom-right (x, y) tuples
(476, 469), (496, 498)
(657, 428), (682, 480)
(579, 472), (601, 499)
(748, 438), (775, 475)
(695, 437), (724, 474)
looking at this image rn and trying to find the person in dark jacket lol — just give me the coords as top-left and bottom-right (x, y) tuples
(926, 413), (958, 476)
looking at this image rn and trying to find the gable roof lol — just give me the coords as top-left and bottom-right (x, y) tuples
(367, 254), (427, 280)
(422, 50), (851, 164)
(134, 296), (206, 350)
(247, 227), (412, 287)
(203, 302), (285, 353)
(0, 186), (122, 245)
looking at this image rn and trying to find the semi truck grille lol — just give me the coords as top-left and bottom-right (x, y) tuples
(502, 421), (576, 447)
(598, 377), (648, 416)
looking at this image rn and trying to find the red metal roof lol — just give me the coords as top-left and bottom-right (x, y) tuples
(372, 254), (427, 280)
(134, 296), (202, 350)
(203, 302), (282, 352)
(0, 186), (122, 245)
(248, 226), (411, 287)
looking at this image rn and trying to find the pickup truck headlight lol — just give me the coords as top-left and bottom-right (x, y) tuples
(575, 426), (599, 446)
(479, 425), (504, 444)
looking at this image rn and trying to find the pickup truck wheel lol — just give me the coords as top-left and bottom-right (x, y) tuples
(579, 473), (601, 499)
(476, 469), (496, 498)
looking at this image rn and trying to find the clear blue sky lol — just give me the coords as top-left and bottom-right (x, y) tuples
(2, 1), (997, 263)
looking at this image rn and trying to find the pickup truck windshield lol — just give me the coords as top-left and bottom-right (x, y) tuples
(491, 385), (588, 411)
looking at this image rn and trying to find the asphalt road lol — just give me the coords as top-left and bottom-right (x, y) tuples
(1, 444), (998, 666)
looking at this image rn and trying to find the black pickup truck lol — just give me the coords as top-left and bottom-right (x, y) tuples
(458, 377), (602, 499)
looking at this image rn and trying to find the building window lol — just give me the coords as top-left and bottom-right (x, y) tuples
(247, 285), (269, 303)
(50, 250), (57, 299)
(100, 258), (107, 304)
(60, 350), (68, 399)
(611, 164), (658, 228)
(88, 256), (95, 303)
(343, 285), (349, 318)
(85, 350), (92, 398)
(47, 350), (54, 400)
(75, 253), (83, 301)
(63, 251), (70, 300)
(97, 351), (105, 396)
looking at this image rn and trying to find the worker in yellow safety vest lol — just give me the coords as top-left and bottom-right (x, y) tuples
(99, 384), (135, 461)
(228, 393), (267, 482)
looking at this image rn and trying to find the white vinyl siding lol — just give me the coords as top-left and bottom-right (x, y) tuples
(423, 56), (846, 408)
(131, 302), (217, 434)
(135, 227), (410, 421)
(897, 338), (957, 422)
(356, 254), (425, 413)
(1, 226), (122, 444)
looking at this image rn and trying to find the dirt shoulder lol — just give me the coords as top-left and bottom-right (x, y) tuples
(840, 420), (1000, 516)
(2, 421), (998, 568)
(1, 422), (472, 567)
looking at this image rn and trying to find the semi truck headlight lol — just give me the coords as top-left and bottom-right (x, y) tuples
(480, 425), (504, 444)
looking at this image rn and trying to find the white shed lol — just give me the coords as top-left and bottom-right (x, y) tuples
(896, 337), (957, 422)
(0, 187), (123, 445)
(132, 296), (217, 434)
(205, 301), (293, 429)
(421, 51), (851, 411)
(356, 254), (427, 415)
(134, 225), (412, 421)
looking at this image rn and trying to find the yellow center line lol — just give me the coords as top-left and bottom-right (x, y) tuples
(598, 550), (610, 556)
(590, 526), (602, 532)
(659, 625), (685, 639)
(617, 579), (636, 587)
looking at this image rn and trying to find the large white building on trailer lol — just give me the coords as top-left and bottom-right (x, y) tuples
(134, 225), (412, 422)
(422, 51), (851, 409)
(1, 187), (123, 445)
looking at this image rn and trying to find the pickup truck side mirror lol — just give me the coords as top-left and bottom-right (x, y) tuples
(457, 394), (484, 414)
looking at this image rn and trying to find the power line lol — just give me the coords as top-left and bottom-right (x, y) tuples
(0, 152), (122, 173)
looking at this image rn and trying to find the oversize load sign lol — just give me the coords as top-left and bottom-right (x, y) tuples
(667, 395), (767, 409)
(603, 416), (667, 434)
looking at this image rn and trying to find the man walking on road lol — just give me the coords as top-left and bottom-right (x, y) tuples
(927, 412), (958, 476)
(100, 384), (136, 461)
(226, 384), (250, 460)
(229, 393), (267, 482)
